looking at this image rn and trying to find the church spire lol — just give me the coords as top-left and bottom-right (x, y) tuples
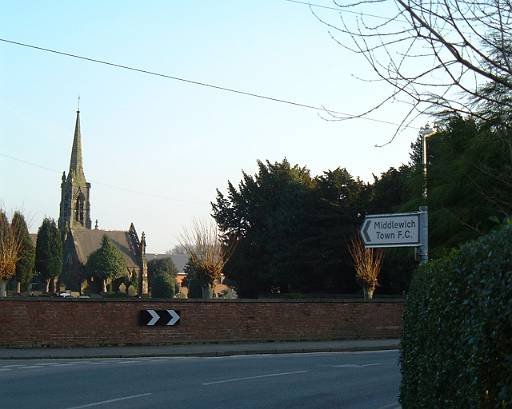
(69, 109), (86, 182)
(59, 108), (92, 232)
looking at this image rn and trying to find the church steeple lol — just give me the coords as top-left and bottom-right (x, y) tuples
(58, 109), (92, 232)
(68, 110), (86, 184)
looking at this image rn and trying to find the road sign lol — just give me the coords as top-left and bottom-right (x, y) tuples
(140, 309), (181, 326)
(360, 212), (421, 248)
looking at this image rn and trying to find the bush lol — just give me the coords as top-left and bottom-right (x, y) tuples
(151, 274), (175, 299)
(147, 257), (177, 289)
(127, 285), (137, 297)
(186, 277), (203, 299)
(400, 226), (512, 408)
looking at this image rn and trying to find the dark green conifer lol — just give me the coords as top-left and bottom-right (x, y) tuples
(12, 212), (35, 294)
(86, 235), (126, 293)
(35, 218), (62, 293)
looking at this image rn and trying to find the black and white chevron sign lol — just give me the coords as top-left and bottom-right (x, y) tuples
(140, 309), (181, 326)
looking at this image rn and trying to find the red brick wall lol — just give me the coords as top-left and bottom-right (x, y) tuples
(0, 299), (404, 348)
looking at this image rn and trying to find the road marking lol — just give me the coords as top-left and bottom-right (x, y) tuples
(64, 393), (152, 409)
(0, 362), (82, 371)
(375, 403), (401, 409)
(19, 365), (45, 369)
(329, 363), (382, 368)
(202, 370), (308, 386)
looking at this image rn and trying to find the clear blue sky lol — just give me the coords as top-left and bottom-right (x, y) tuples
(0, 1), (423, 252)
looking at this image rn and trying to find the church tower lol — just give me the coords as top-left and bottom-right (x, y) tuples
(58, 110), (92, 232)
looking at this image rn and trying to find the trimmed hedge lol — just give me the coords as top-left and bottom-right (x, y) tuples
(400, 226), (512, 408)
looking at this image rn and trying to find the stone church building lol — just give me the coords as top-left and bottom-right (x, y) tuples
(58, 110), (148, 295)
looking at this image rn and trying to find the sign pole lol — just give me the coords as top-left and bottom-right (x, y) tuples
(418, 206), (428, 264)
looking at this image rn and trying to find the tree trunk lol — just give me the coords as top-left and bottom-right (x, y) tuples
(49, 278), (56, 294)
(362, 285), (375, 300)
(0, 280), (7, 297)
(45, 279), (50, 294)
(16, 281), (21, 295)
(102, 279), (107, 293)
(202, 285), (213, 299)
(367, 287), (375, 300)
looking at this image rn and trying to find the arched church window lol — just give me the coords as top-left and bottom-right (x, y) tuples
(76, 192), (85, 225)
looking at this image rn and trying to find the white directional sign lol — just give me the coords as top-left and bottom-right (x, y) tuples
(360, 212), (421, 248)
(140, 309), (181, 326)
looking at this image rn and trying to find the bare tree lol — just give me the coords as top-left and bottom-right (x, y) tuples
(311, 0), (512, 141)
(179, 219), (232, 297)
(0, 210), (22, 297)
(348, 235), (384, 300)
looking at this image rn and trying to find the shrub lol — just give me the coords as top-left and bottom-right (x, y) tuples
(85, 235), (126, 293)
(400, 226), (512, 408)
(127, 285), (137, 297)
(151, 273), (176, 299)
(186, 276), (203, 299)
(147, 257), (177, 288)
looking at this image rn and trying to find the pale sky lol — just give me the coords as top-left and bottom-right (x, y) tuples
(0, 1), (424, 253)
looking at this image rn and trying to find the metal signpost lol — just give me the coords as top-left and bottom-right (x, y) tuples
(360, 207), (428, 263)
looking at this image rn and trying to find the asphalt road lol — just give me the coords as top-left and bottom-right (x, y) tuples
(1, 350), (401, 409)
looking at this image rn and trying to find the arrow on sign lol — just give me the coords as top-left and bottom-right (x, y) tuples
(140, 310), (181, 326)
(147, 310), (160, 326)
(166, 309), (180, 326)
(362, 219), (371, 243)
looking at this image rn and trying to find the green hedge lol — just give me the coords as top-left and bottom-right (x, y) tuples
(400, 226), (512, 408)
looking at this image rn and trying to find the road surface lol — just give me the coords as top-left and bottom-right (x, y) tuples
(1, 350), (401, 409)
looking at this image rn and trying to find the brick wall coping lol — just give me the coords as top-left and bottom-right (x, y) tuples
(0, 297), (404, 304)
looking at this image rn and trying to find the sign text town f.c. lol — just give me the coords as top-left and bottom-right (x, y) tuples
(361, 212), (421, 247)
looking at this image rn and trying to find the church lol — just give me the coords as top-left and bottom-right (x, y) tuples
(58, 110), (148, 295)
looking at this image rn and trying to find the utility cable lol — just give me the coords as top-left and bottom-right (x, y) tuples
(0, 37), (418, 129)
(0, 151), (204, 205)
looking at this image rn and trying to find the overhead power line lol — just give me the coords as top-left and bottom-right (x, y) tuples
(0, 37), (418, 130)
(0, 151), (204, 205)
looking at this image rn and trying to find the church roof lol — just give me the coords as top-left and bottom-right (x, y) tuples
(71, 229), (140, 269)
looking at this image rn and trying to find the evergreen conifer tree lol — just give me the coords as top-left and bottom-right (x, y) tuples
(86, 235), (127, 293)
(147, 257), (178, 298)
(151, 273), (175, 298)
(12, 212), (35, 294)
(35, 218), (62, 293)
